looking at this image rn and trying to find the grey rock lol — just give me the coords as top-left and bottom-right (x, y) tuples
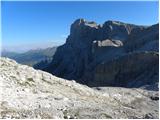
(125, 24), (159, 52)
(92, 52), (158, 90)
(0, 57), (158, 119)
(44, 19), (158, 91)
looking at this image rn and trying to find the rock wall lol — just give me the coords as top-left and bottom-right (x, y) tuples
(92, 52), (158, 90)
(44, 19), (159, 90)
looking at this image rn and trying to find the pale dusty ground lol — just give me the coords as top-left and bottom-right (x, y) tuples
(0, 57), (159, 119)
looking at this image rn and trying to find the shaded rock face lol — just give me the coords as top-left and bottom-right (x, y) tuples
(92, 52), (159, 90)
(125, 24), (159, 52)
(45, 19), (159, 90)
(0, 58), (159, 119)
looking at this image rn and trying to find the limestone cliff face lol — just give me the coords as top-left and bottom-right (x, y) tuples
(125, 24), (159, 52)
(92, 52), (158, 90)
(44, 19), (159, 89)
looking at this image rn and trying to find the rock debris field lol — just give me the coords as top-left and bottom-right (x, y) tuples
(0, 57), (159, 119)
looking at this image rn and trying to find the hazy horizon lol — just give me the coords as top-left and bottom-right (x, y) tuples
(1, 1), (158, 52)
(2, 41), (61, 53)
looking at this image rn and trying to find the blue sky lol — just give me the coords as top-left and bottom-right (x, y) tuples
(1, 1), (159, 52)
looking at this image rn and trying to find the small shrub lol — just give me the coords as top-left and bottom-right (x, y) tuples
(27, 78), (34, 82)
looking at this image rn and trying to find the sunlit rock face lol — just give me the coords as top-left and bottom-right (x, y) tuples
(0, 58), (159, 119)
(44, 18), (159, 90)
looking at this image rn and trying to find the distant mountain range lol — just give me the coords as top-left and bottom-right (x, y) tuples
(1, 47), (57, 66)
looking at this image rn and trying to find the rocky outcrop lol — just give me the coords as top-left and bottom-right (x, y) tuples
(92, 52), (158, 90)
(44, 19), (158, 90)
(0, 58), (159, 119)
(125, 24), (159, 52)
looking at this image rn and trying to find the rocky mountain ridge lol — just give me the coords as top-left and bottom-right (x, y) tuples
(43, 19), (158, 89)
(1, 47), (57, 67)
(0, 57), (159, 119)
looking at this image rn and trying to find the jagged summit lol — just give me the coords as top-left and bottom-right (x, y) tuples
(72, 18), (143, 29)
(43, 18), (158, 90)
(71, 18), (98, 32)
(73, 18), (97, 25)
(69, 18), (145, 43)
(73, 18), (86, 23)
(104, 20), (137, 26)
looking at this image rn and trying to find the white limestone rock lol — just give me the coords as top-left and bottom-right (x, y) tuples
(0, 57), (158, 119)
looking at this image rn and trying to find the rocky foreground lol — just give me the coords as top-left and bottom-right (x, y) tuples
(0, 57), (159, 119)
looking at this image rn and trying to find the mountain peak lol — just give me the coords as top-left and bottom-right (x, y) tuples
(104, 20), (132, 26)
(73, 18), (86, 25)
(72, 18), (98, 28)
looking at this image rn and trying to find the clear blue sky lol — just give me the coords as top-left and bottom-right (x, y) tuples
(1, 1), (159, 52)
